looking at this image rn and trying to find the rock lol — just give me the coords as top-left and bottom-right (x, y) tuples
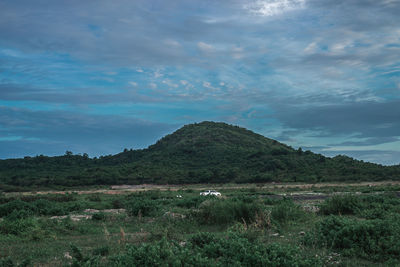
(50, 215), (92, 221)
(84, 209), (100, 213)
(163, 211), (186, 219)
(64, 252), (72, 260)
(103, 209), (126, 214)
(302, 205), (320, 213)
(70, 215), (92, 221)
(84, 208), (126, 214)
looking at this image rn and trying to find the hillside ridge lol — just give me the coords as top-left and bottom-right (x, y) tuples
(0, 121), (399, 190)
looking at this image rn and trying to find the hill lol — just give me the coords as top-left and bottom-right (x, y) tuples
(0, 121), (399, 190)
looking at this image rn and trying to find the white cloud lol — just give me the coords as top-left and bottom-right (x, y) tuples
(149, 83), (157, 89)
(129, 81), (138, 87)
(330, 40), (354, 54)
(197, 42), (215, 53)
(232, 46), (244, 59)
(154, 69), (164, 78)
(164, 39), (181, 48)
(244, 0), (306, 17)
(162, 79), (178, 88)
(304, 42), (317, 54)
(202, 81), (212, 89)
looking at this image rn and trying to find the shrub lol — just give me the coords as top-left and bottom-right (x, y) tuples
(175, 196), (204, 208)
(126, 198), (158, 217)
(194, 198), (264, 225)
(271, 199), (307, 226)
(92, 246), (110, 256)
(86, 194), (102, 202)
(0, 258), (13, 267)
(112, 199), (124, 209)
(110, 232), (322, 266)
(304, 215), (400, 261)
(92, 212), (106, 221)
(0, 200), (33, 217)
(0, 216), (39, 236)
(4, 209), (33, 220)
(32, 199), (66, 216)
(356, 194), (400, 219)
(319, 195), (361, 215)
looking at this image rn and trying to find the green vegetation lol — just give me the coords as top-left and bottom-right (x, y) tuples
(1, 184), (400, 266)
(305, 215), (400, 261)
(1, 121), (399, 190)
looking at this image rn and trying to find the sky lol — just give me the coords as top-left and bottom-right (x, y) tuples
(0, 0), (399, 165)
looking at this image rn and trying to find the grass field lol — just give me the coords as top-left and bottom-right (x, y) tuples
(1, 182), (400, 266)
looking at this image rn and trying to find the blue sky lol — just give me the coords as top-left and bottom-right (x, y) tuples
(0, 0), (399, 165)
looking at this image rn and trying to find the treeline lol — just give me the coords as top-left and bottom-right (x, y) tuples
(0, 122), (399, 190)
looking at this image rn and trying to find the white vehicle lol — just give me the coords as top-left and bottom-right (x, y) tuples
(200, 190), (221, 196)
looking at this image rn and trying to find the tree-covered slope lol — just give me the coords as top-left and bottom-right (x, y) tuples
(0, 121), (399, 190)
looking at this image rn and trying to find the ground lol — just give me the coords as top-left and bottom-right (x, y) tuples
(1, 181), (400, 266)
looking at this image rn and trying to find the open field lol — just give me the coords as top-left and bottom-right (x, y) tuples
(6, 180), (400, 196)
(1, 181), (400, 266)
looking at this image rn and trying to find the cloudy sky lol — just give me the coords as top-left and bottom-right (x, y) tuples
(0, 0), (399, 165)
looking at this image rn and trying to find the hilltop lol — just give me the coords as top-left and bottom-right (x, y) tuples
(0, 121), (399, 190)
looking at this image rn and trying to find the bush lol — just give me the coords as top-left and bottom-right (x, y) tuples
(110, 232), (322, 266)
(86, 194), (102, 202)
(304, 215), (400, 261)
(0, 200), (33, 217)
(0, 198), (81, 217)
(126, 198), (158, 217)
(175, 196), (204, 208)
(112, 199), (124, 209)
(194, 198), (264, 225)
(271, 200), (307, 226)
(0, 258), (13, 267)
(32, 199), (66, 216)
(319, 195), (361, 215)
(92, 246), (110, 256)
(0, 216), (39, 236)
(92, 212), (106, 221)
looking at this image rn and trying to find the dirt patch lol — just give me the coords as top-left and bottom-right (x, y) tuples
(6, 181), (400, 196)
(50, 209), (126, 221)
(83, 208), (126, 214)
(50, 214), (92, 221)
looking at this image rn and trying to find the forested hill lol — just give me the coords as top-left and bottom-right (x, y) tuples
(0, 121), (399, 190)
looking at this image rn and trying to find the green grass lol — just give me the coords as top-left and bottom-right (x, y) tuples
(1, 184), (400, 266)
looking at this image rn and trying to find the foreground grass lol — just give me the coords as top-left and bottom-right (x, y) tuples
(0, 183), (399, 266)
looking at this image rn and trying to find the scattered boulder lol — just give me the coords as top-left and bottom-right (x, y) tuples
(163, 211), (186, 219)
(64, 252), (72, 260)
(302, 204), (320, 213)
(50, 215), (92, 221)
(84, 208), (126, 214)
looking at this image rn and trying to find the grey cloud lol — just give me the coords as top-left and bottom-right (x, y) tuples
(328, 137), (400, 147)
(316, 149), (400, 166)
(274, 100), (400, 140)
(0, 84), (171, 104)
(0, 0), (249, 67)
